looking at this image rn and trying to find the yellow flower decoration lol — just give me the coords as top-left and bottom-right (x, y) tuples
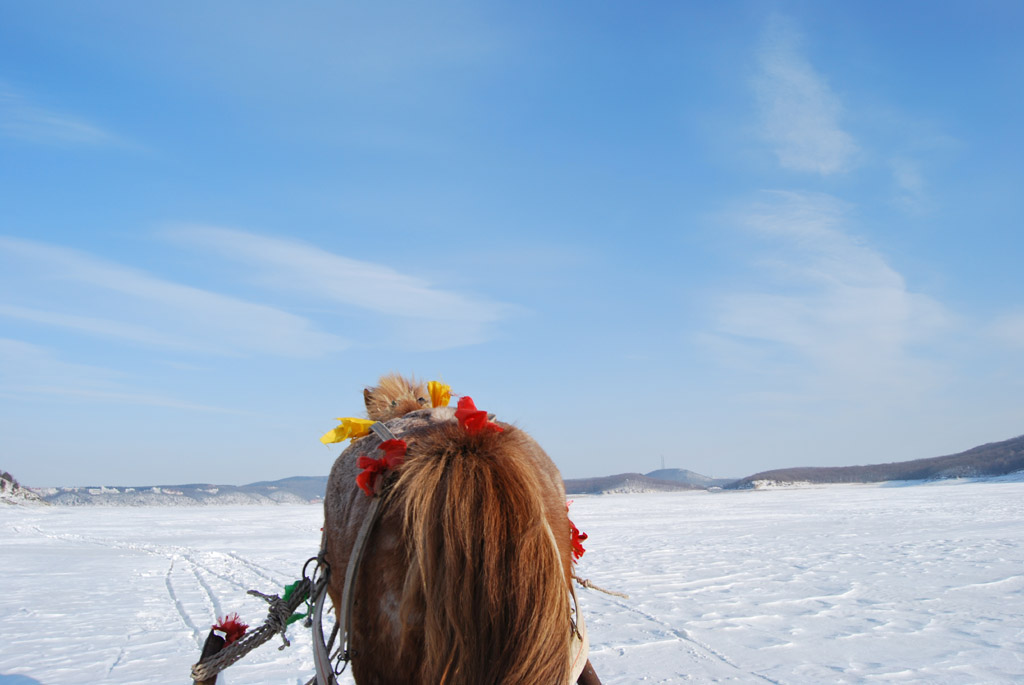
(428, 380), (452, 408)
(320, 417), (376, 445)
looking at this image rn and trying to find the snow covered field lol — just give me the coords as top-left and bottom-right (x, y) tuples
(3, 480), (1024, 684)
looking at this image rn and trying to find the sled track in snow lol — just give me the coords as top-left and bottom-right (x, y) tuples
(165, 558), (205, 641)
(23, 521), (286, 648)
(189, 558), (224, 621)
(597, 594), (782, 684)
(107, 636), (128, 677)
(25, 524), (280, 595)
(223, 549), (288, 586)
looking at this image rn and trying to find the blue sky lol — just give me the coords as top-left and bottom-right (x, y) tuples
(2, 2), (1022, 486)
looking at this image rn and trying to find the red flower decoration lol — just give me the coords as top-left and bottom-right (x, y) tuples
(455, 396), (504, 435)
(567, 501), (588, 562)
(356, 439), (407, 496)
(569, 518), (588, 562)
(213, 613), (248, 645)
(378, 439), (408, 468)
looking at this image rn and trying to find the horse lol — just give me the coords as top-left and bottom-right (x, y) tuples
(321, 375), (601, 684)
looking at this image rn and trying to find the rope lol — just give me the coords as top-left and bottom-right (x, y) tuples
(572, 573), (630, 599)
(190, 575), (324, 683)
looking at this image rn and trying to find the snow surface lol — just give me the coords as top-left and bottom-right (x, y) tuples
(3, 480), (1024, 684)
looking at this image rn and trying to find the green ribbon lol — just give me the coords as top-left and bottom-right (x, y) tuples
(282, 580), (310, 625)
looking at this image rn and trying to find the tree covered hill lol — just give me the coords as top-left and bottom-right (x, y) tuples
(729, 433), (1024, 488)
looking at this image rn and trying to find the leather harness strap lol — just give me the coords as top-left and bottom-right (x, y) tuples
(312, 421), (398, 685)
(334, 492), (385, 663)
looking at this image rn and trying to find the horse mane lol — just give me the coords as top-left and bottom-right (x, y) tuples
(394, 421), (572, 685)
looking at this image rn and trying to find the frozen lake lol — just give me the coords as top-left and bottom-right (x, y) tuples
(3, 479), (1024, 684)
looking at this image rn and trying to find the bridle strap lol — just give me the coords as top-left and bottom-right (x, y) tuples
(370, 421), (399, 443)
(336, 421), (399, 668)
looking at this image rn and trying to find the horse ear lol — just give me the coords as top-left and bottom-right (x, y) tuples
(364, 388), (374, 411)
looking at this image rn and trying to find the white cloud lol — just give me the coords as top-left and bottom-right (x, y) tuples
(710, 192), (949, 393)
(0, 83), (119, 146)
(753, 17), (857, 175)
(0, 236), (347, 358)
(163, 224), (518, 347)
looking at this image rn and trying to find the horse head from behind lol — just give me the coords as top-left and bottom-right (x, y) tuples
(321, 374), (598, 685)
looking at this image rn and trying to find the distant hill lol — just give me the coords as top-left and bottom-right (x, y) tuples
(31, 432), (1024, 504)
(238, 476), (329, 501)
(34, 476), (330, 506)
(645, 468), (736, 488)
(35, 470), (707, 503)
(563, 472), (702, 495)
(729, 434), (1024, 488)
(31, 466), (730, 504)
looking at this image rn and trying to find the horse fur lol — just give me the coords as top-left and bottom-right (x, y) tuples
(363, 373), (430, 422)
(323, 401), (576, 685)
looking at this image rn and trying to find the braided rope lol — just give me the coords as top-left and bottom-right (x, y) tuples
(190, 576), (324, 682)
(572, 573), (630, 599)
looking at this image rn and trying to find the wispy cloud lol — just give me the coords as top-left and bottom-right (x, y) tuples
(708, 191), (949, 394)
(164, 224), (520, 348)
(889, 156), (929, 212)
(753, 16), (857, 175)
(0, 338), (235, 412)
(0, 236), (347, 358)
(989, 313), (1024, 348)
(0, 304), (202, 351)
(0, 82), (120, 146)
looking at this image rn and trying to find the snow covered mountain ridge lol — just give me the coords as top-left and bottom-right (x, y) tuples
(11, 432), (1024, 505)
(29, 476), (328, 507)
